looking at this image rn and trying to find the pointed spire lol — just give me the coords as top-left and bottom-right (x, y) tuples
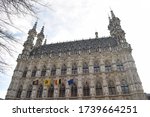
(28, 21), (37, 36)
(38, 26), (45, 38)
(33, 21), (37, 30)
(35, 26), (45, 48)
(40, 26), (44, 33)
(110, 10), (115, 18)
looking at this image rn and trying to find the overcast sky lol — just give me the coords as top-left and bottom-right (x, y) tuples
(0, 0), (150, 99)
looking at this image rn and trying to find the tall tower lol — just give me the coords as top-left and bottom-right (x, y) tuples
(108, 10), (126, 44)
(108, 10), (145, 99)
(22, 22), (37, 56)
(5, 22), (37, 99)
(34, 26), (45, 47)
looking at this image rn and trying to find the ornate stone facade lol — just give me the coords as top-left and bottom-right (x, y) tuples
(5, 11), (146, 100)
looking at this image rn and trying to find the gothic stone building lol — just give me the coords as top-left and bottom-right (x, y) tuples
(6, 11), (146, 100)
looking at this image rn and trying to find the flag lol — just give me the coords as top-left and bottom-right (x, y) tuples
(68, 79), (74, 85)
(33, 80), (38, 85)
(54, 79), (58, 85)
(44, 79), (51, 86)
(59, 79), (61, 84)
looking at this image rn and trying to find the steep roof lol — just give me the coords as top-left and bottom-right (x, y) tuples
(30, 37), (118, 56)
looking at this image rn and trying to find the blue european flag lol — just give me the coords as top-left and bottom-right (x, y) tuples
(68, 79), (74, 85)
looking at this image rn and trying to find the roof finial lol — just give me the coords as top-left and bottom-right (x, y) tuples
(33, 21), (37, 29)
(95, 32), (98, 38)
(40, 26), (44, 33)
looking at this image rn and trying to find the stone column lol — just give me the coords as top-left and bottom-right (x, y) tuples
(36, 62), (42, 77)
(19, 62), (25, 71)
(31, 85), (37, 99)
(77, 76), (82, 99)
(78, 59), (82, 74)
(47, 62), (51, 77)
(28, 62), (34, 77)
(54, 88), (58, 99)
(26, 70), (31, 78)
(65, 77), (70, 98)
(66, 87), (70, 98)
(21, 79), (30, 99)
(54, 81), (59, 99)
(43, 85), (48, 99)
(36, 70), (41, 77)
(102, 73), (109, 99)
(100, 56), (105, 72)
(115, 75), (122, 99)
(46, 65), (50, 77)
(89, 58), (94, 74)
(56, 63), (61, 76)
(90, 77), (95, 99)
(100, 64), (105, 72)
(67, 61), (71, 75)
(112, 57), (117, 71)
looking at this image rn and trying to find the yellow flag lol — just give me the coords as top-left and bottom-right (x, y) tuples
(44, 79), (51, 86)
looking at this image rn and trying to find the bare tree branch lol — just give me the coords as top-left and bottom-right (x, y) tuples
(0, 0), (50, 74)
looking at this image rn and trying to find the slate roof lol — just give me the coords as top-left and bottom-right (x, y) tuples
(30, 37), (118, 56)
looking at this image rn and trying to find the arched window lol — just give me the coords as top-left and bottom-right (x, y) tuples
(51, 65), (56, 76)
(48, 84), (54, 97)
(16, 85), (23, 98)
(105, 65), (111, 72)
(117, 62), (124, 71)
(72, 63), (78, 75)
(83, 62), (89, 74)
(108, 80), (116, 95)
(26, 85), (32, 98)
(36, 85), (43, 98)
(41, 65), (46, 77)
(105, 61), (112, 72)
(22, 67), (28, 77)
(83, 82), (90, 96)
(96, 82), (103, 96)
(31, 66), (37, 77)
(61, 64), (67, 75)
(121, 80), (129, 94)
(59, 84), (65, 97)
(94, 61), (100, 73)
(71, 83), (77, 97)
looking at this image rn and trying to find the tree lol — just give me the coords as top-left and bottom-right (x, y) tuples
(0, 0), (50, 73)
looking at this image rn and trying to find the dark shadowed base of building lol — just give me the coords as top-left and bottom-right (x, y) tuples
(146, 94), (150, 100)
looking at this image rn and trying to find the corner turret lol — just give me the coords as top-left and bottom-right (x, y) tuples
(34, 26), (45, 47)
(22, 22), (37, 56)
(108, 10), (126, 44)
